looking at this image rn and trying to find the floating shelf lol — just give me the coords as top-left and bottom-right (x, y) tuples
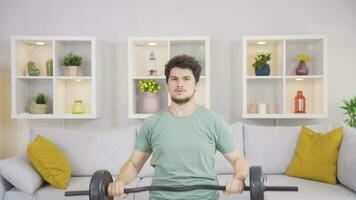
(11, 36), (97, 119)
(242, 35), (327, 119)
(128, 37), (210, 118)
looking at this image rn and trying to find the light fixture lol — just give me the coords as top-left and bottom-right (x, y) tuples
(257, 41), (266, 45)
(296, 78), (304, 81)
(148, 42), (157, 46)
(35, 41), (45, 46)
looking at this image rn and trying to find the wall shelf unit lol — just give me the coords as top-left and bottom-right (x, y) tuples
(11, 36), (97, 119)
(128, 37), (210, 119)
(242, 35), (327, 119)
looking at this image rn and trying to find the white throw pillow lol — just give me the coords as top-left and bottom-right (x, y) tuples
(337, 126), (356, 192)
(0, 156), (43, 194)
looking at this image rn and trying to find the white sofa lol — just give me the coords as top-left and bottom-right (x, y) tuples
(1, 122), (356, 200)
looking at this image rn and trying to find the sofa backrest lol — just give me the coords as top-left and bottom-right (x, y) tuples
(29, 122), (334, 177)
(30, 126), (138, 176)
(244, 123), (331, 175)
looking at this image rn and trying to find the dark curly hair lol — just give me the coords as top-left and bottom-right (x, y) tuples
(164, 54), (201, 83)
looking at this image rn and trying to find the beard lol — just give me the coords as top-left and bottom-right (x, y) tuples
(171, 90), (195, 105)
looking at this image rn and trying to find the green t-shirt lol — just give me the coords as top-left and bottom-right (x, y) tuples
(135, 105), (236, 200)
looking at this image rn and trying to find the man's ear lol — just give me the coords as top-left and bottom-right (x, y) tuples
(195, 80), (200, 90)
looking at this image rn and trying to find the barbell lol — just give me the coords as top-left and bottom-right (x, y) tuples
(64, 166), (298, 200)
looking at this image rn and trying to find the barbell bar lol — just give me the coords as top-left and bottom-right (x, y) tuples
(64, 166), (298, 200)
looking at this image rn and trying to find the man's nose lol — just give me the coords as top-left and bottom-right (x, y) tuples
(176, 79), (184, 87)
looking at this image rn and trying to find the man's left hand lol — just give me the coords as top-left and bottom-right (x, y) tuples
(224, 178), (245, 195)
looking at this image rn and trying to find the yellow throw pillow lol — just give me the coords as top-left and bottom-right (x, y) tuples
(27, 135), (71, 189)
(286, 126), (343, 184)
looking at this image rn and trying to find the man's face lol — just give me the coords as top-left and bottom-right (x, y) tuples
(167, 67), (198, 105)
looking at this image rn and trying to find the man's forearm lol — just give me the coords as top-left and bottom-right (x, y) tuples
(115, 159), (140, 185)
(232, 156), (249, 181)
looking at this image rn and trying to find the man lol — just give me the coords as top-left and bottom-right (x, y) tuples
(108, 55), (249, 199)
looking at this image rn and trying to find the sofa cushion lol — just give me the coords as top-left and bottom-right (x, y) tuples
(4, 176), (141, 200)
(286, 127), (343, 184)
(217, 174), (356, 200)
(4, 188), (35, 200)
(137, 122), (245, 177)
(30, 126), (138, 176)
(244, 124), (331, 174)
(0, 156), (43, 194)
(27, 135), (71, 189)
(338, 126), (356, 192)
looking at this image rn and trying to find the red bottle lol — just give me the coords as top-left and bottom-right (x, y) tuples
(294, 90), (306, 113)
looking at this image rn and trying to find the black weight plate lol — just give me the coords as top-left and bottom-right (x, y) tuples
(90, 170), (113, 200)
(250, 166), (264, 200)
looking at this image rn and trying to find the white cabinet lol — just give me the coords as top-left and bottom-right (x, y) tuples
(11, 36), (97, 119)
(128, 37), (210, 118)
(242, 35), (327, 118)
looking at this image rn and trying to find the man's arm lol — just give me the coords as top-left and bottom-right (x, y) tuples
(224, 150), (249, 181)
(223, 150), (250, 194)
(108, 150), (151, 197)
(116, 150), (151, 184)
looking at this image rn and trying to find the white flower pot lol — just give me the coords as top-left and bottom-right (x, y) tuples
(143, 92), (160, 113)
(65, 66), (80, 76)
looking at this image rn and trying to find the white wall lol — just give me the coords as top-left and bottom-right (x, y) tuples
(0, 0), (356, 158)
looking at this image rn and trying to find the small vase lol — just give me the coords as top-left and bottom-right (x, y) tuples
(72, 100), (85, 114)
(46, 59), (53, 76)
(143, 92), (160, 113)
(28, 67), (40, 76)
(255, 64), (270, 76)
(295, 61), (309, 75)
(66, 66), (80, 76)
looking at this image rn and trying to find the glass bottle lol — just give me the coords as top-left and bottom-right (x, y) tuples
(72, 100), (85, 114)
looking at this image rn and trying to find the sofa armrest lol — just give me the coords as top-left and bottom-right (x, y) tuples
(337, 126), (356, 192)
(0, 175), (13, 200)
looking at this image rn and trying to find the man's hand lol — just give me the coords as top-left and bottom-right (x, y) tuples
(224, 177), (245, 195)
(107, 181), (127, 198)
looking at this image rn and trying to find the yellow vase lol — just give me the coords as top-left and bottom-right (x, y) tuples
(72, 100), (85, 114)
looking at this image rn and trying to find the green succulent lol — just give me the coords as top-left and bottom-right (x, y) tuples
(27, 60), (36, 69)
(252, 53), (271, 69)
(139, 80), (161, 94)
(62, 52), (82, 67)
(34, 93), (47, 104)
(341, 96), (356, 128)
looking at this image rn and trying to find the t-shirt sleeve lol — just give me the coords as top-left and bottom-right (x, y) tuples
(215, 115), (237, 154)
(134, 120), (153, 153)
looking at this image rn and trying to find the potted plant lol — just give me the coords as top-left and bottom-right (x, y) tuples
(139, 80), (161, 113)
(46, 58), (53, 76)
(29, 93), (49, 114)
(62, 52), (82, 76)
(252, 53), (271, 76)
(295, 54), (310, 75)
(27, 60), (40, 76)
(341, 96), (356, 128)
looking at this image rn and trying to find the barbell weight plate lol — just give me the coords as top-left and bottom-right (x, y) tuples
(250, 166), (264, 200)
(89, 170), (113, 200)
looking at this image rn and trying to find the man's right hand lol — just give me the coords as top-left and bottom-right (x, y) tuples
(107, 181), (127, 198)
